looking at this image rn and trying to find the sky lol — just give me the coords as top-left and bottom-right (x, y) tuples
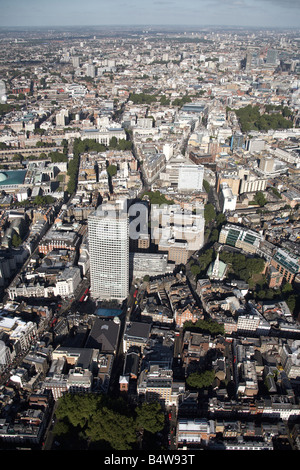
(0, 0), (299, 29)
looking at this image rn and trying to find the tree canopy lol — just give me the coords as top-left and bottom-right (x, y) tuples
(159, 95), (170, 106)
(109, 136), (132, 151)
(186, 370), (215, 389)
(204, 203), (216, 224)
(183, 318), (225, 335)
(232, 104), (293, 133)
(0, 103), (15, 116)
(11, 232), (22, 248)
(142, 190), (174, 205)
(135, 402), (165, 434)
(203, 179), (211, 193)
(85, 406), (137, 450)
(172, 94), (192, 107)
(107, 164), (117, 177)
(129, 92), (157, 104)
(34, 195), (56, 206)
(53, 393), (165, 450)
(49, 151), (68, 163)
(253, 191), (267, 207)
(220, 250), (265, 282)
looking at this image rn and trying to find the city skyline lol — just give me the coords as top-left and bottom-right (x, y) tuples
(0, 0), (300, 29)
(0, 11), (300, 450)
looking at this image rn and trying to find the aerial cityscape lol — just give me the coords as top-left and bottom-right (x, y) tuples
(0, 0), (300, 456)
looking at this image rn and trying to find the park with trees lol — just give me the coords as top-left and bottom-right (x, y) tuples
(129, 92), (157, 105)
(228, 104), (294, 133)
(142, 189), (174, 206)
(186, 370), (216, 390)
(52, 393), (166, 450)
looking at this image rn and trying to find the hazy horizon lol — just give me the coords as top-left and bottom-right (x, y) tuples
(0, 0), (299, 29)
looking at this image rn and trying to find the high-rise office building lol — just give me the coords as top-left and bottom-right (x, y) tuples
(86, 64), (96, 78)
(56, 109), (69, 127)
(72, 56), (80, 68)
(88, 203), (129, 301)
(259, 156), (275, 173)
(266, 49), (278, 66)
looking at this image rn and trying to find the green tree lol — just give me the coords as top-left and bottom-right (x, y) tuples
(246, 257), (265, 277)
(209, 228), (219, 243)
(66, 138), (83, 194)
(135, 402), (165, 434)
(36, 140), (56, 148)
(13, 153), (23, 163)
(11, 232), (22, 247)
(204, 203), (216, 224)
(0, 103), (14, 116)
(49, 151), (68, 163)
(54, 393), (140, 450)
(282, 282), (293, 294)
(254, 191), (267, 207)
(282, 106), (292, 118)
(129, 93), (157, 105)
(186, 370), (215, 389)
(286, 295), (296, 313)
(203, 180), (210, 193)
(197, 248), (214, 273)
(34, 128), (45, 135)
(271, 187), (282, 199)
(172, 94), (192, 107)
(160, 95), (170, 106)
(85, 406), (137, 450)
(219, 251), (264, 282)
(109, 136), (118, 149)
(257, 289), (266, 300)
(143, 190), (174, 205)
(216, 212), (226, 227)
(34, 195), (55, 206)
(190, 264), (201, 277)
(52, 420), (71, 437)
(55, 393), (100, 428)
(117, 138), (132, 151)
(107, 164), (117, 177)
(183, 318), (224, 335)
(234, 104), (293, 132)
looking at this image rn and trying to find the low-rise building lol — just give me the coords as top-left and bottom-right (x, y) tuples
(137, 365), (174, 407)
(123, 322), (152, 354)
(176, 418), (216, 447)
(54, 266), (81, 297)
(219, 223), (264, 254)
(38, 227), (80, 255)
(270, 247), (300, 283)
